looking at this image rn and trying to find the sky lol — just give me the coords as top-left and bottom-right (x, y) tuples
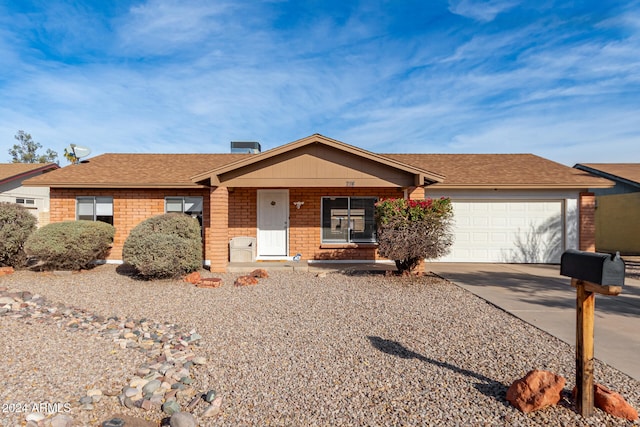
(1, 0), (639, 166)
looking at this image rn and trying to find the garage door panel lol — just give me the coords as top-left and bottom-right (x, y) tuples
(438, 200), (564, 263)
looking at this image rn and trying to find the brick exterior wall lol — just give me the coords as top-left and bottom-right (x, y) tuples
(208, 187), (229, 272)
(48, 186), (438, 272)
(579, 192), (596, 252)
(288, 188), (404, 261)
(50, 188), (210, 262)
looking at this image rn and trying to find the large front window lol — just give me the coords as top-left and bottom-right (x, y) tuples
(321, 197), (377, 243)
(77, 197), (113, 225)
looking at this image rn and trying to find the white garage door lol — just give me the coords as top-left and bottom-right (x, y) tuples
(438, 200), (564, 263)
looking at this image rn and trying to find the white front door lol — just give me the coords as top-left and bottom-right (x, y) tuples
(257, 190), (289, 257)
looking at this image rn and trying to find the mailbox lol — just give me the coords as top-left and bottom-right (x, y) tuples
(560, 249), (625, 286)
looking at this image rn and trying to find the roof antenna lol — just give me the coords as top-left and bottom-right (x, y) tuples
(66, 144), (92, 164)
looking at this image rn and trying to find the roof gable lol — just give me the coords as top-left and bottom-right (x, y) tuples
(0, 163), (59, 186)
(574, 163), (640, 187)
(192, 134), (445, 187)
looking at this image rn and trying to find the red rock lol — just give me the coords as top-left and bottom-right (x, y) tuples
(506, 370), (566, 413)
(250, 268), (269, 278)
(594, 383), (638, 421)
(234, 275), (259, 286)
(197, 278), (223, 288)
(183, 271), (201, 284)
(0, 267), (14, 276)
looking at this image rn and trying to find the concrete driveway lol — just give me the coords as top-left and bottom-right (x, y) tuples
(428, 263), (640, 381)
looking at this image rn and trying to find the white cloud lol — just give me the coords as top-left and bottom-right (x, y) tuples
(448, 0), (520, 22)
(114, 0), (248, 57)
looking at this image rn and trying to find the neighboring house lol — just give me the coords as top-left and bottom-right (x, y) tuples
(573, 163), (640, 254)
(23, 134), (612, 271)
(573, 164), (640, 196)
(0, 162), (59, 226)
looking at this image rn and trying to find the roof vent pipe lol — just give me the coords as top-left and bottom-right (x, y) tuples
(231, 141), (261, 154)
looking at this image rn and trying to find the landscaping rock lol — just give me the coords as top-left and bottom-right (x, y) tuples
(202, 395), (223, 417)
(25, 413), (46, 422)
(142, 378), (161, 394)
(0, 266), (15, 276)
(234, 275), (259, 286)
(102, 418), (125, 427)
(192, 356), (207, 365)
(183, 271), (201, 284)
(170, 411), (197, 427)
(162, 400), (181, 415)
(250, 268), (269, 278)
(594, 383), (639, 421)
(506, 370), (565, 413)
(205, 389), (217, 403)
(50, 414), (73, 427)
(102, 414), (155, 427)
(0, 296), (15, 305)
(196, 277), (223, 288)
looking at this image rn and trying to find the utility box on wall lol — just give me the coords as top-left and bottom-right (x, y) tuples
(229, 237), (257, 262)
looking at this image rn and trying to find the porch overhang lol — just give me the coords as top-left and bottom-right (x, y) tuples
(191, 134), (444, 188)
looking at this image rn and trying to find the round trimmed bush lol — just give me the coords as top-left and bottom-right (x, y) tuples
(0, 202), (37, 268)
(123, 213), (202, 279)
(24, 220), (115, 270)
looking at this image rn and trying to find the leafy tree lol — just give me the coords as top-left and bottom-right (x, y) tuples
(375, 197), (454, 274)
(8, 130), (58, 164)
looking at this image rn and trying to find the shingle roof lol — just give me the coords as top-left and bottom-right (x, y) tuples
(0, 163), (59, 185)
(575, 163), (640, 186)
(23, 154), (249, 188)
(23, 149), (612, 190)
(385, 154), (613, 189)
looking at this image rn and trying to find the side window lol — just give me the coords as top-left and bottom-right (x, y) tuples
(16, 198), (35, 205)
(77, 197), (114, 225)
(165, 197), (203, 227)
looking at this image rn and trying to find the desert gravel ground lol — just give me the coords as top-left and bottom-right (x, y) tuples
(1, 265), (639, 426)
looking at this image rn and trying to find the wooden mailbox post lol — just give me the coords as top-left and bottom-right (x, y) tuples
(560, 249), (625, 417)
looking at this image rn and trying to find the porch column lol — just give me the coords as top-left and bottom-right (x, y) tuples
(404, 187), (425, 200)
(579, 192), (596, 252)
(208, 186), (229, 272)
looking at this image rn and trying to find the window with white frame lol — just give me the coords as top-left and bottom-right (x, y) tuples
(77, 196), (114, 225)
(16, 198), (35, 205)
(321, 197), (377, 243)
(165, 197), (203, 227)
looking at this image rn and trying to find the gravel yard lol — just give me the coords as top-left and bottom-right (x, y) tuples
(1, 265), (639, 426)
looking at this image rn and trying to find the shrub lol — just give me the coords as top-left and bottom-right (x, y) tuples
(375, 197), (454, 274)
(123, 213), (202, 279)
(0, 202), (37, 268)
(24, 220), (115, 270)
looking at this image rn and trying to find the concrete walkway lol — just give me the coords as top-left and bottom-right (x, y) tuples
(428, 263), (640, 381)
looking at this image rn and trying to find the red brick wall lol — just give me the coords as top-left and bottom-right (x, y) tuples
(208, 187), (228, 272)
(228, 188), (257, 240)
(50, 188), (210, 261)
(288, 187), (403, 261)
(579, 192), (596, 252)
(50, 186), (428, 271)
